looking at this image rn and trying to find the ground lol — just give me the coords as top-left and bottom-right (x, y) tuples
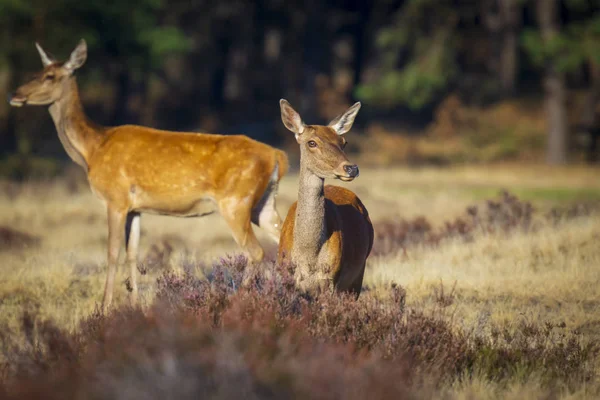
(0, 163), (599, 398)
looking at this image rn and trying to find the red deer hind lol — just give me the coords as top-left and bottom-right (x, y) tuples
(277, 99), (373, 298)
(8, 39), (288, 310)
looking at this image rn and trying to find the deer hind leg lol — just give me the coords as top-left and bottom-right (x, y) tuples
(251, 174), (282, 244)
(220, 198), (264, 263)
(251, 190), (282, 244)
(125, 212), (141, 306)
(103, 207), (127, 311)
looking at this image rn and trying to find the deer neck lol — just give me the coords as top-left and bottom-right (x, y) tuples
(292, 162), (327, 267)
(48, 77), (103, 170)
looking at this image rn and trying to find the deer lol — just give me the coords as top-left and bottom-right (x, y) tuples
(8, 39), (289, 310)
(277, 99), (373, 298)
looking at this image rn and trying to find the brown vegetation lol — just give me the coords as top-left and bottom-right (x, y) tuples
(357, 96), (549, 166)
(0, 227), (39, 252)
(0, 255), (596, 399)
(0, 167), (599, 398)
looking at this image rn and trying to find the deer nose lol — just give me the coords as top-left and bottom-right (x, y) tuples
(6, 94), (12, 104)
(343, 164), (359, 178)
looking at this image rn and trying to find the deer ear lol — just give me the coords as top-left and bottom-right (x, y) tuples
(279, 99), (305, 138)
(64, 39), (87, 73)
(328, 102), (361, 135)
(35, 42), (56, 67)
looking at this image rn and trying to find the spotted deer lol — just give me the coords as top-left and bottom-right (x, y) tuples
(277, 99), (373, 298)
(8, 39), (288, 310)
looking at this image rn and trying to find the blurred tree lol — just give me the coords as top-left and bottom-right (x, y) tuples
(533, 0), (568, 165)
(523, 0), (600, 164)
(2, 0), (600, 173)
(572, 4), (600, 163)
(0, 0), (35, 155)
(0, 0), (190, 156)
(50, 0), (192, 125)
(579, 60), (600, 162)
(482, 0), (523, 96)
(354, 0), (521, 109)
(355, 0), (460, 111)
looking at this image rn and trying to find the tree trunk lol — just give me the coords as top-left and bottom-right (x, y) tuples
(499, 0), (520, 95)
(483, 0), (521, 96)
(351, 1), (373, 92)
(536, 0), (568, 165)
(211, 26), (233, 114)
(301, 0), (330, 123)
(580, 62), (600, 163)
(0, 64), (12, 155)
(499, 32), (518, 95)
(544, 71), (568, 164)
(0, 59), (18, 156)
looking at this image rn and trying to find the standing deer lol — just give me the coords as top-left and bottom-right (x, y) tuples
(277, 99), (373, 298)
(8, 39), (288, 310)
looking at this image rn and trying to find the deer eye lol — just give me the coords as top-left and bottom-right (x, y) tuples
(307, 140), (317, 148)
(44, 74), (55, 81)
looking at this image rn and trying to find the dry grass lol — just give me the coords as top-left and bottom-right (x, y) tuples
(0, 163), (599, 398)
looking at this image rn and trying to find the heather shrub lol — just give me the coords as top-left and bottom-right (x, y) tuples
(371, 190), (591, 257)
(0, 256), (597, 399)
(0, 227), (40, 252)
(546, 201), (600, 225)
(156, 256), (468, 373)
(0, 191), (598, 399)
(473, 320), (599, 389)
(0, 294), (421, 399)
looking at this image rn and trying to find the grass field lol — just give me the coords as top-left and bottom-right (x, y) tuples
(0, 164), (599, 399)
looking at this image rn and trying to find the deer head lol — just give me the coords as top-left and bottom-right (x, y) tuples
(279, 99), (361, 181)
(8, 39), (87, 107)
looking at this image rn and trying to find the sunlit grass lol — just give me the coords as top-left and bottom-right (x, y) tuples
(0, 163), (599, 397)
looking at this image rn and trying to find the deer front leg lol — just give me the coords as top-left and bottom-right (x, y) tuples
(125, 212), (141, 306)
(347, 264), (366, 300)
(102, 207), (126, 311)
(294, 263), (333, 296)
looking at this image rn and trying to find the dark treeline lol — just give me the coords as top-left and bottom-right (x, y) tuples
(0, 0), (599, 168)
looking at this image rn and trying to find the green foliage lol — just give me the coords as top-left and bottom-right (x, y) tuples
(522, 6), (600, 73)
(0, 0), (33, 15)
(0, 0), (190, 72)
(356, 35), (456, 110)
(356, 0), (458, 110)
(0, 155), (61, 180)
(138, 26), (192, 68)
(360, 0), (600, 112)
(0, 0), (193, 162)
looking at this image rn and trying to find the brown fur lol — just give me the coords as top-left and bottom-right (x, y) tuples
(279, 185), (373, 294)
(276, 99), (373, 297)
(9, 40), (289, 310)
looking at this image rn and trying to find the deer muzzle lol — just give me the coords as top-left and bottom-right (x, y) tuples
(336, 163), (359, 181)
(344, 164), (359, 178)
(8, 93), (26, 107)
